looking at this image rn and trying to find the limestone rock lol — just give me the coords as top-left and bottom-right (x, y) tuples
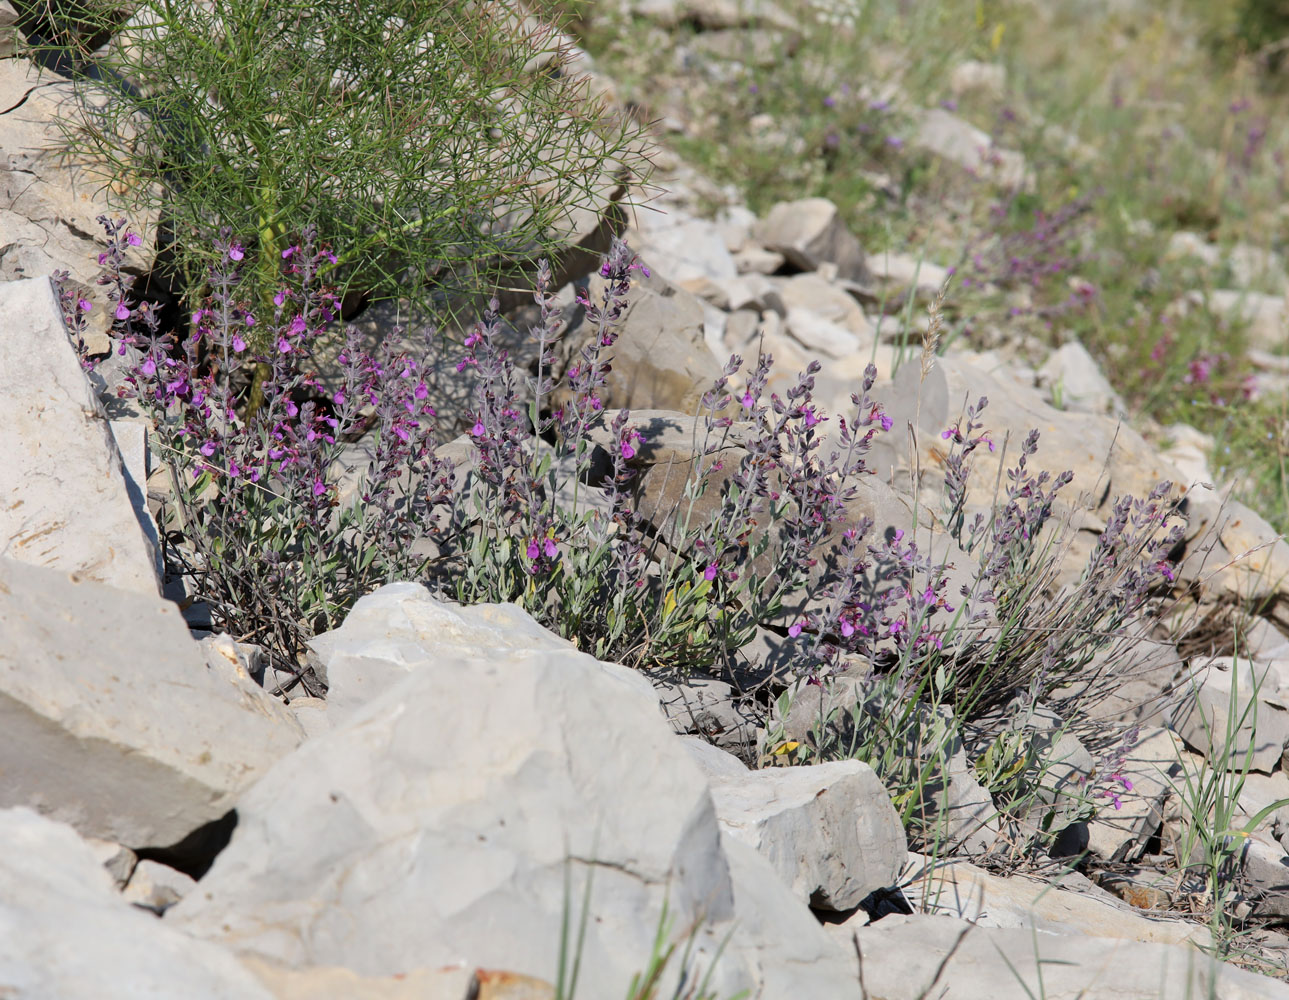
(707, 759), (907, 910)
(562, 267), (723, 414)
(1168, 656), (1289, 774)
(853, 913), (1289, 999)
(1, 276), (160, 594)
(753, 197), (869, 283)
(122, 859), (197, 914)
(0, 806), (275, 999)
(0, 556), (306, 849)
(1039, 341), (1124, 416)
(911, 108), (1029, 190)
(892, 853), (1209, 947)
(0, 59), (155, 320)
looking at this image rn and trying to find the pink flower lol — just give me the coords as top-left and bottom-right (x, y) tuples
(840, 620), (855, 637)
(231, 333), (247, 353)
(277, 336), (292, 353)
(543, 537), (558, 559)
(273, 289), (287, 307)
(333, 389), (346, 405)
(199, 440), (217, 457)
(312, 478), (326, 497)
(77, 298), (93, 313)
(788, 622), (803, 638)
(140, 356), (157, 377)
(228, 243), (245, 262)
(621, 440), (636, 460)
(471, 420), (486, 437)
(126, 232), (142, 247)
(526, 539), (540, 560)
(740, 391), (755, 408)
(115, 301), (131, 321)
(703, 563), (718, 582)
(414, 381), (428, 400)
(285, 400), (299, 418)
(282, 245), (298, 259)
(289, 314), (307, 337)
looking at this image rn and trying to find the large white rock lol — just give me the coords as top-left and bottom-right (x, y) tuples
(177, 593), (863, 998)
(1, 276), (161, 594)
(0, 556), (306, 848)
(707, 759), (906, 910)
(853, 913), (1289, 999)
(0, 807), (275, 999)
(0, 60), (155, 326)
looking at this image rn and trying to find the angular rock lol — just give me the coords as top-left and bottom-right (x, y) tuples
(707, 759), (906, 910)
(307, 583), (585, 719)
(0, 807), (275, 999)
(1084, 727), (1183, 862)
(1242, 837), (1289, 919)
(911, 107), (1029, 190)
(0, 557), (306, 848)
(122, 859), (197, 914)
(1039, 341), (1123, 416)
(1168, 656), (1289, 774)
(892, 853), (1208, 947)
(0, 60), (154, 322)
(852, 913), (1289, 1000)
(784, 306), (862, 358)
(649, 671), (758, 752)
(867, 250), (952, 301)
(562, 267), (723, 415)
(870, 355), (1183, 520)
(2, 276), (161, 594)
(753, 197), (869, 283)
(775, 270), (871, 334)
(680, 735), (751, 778)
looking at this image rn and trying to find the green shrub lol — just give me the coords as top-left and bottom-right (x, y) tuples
(58, 0), (645, 331)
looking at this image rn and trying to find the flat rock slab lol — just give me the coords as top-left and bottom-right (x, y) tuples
(896, 854), (1208, 948)
(854, 913), (1289, 1000)
(0, 557), (305, 848)
(0, 806), (275, 999)
(1, 276), (160, 594)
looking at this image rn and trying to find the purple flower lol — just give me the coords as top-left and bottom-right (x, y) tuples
(282, 245), (298, 259)
(740, 391), (755, 408)
(471, 420), (486, 437)
(140, 356), (157, 377)
(312, 478), (326, 497)
(115, 301), (130, 321)
(231, 333), (247, 353)
(125, 232), (142, 247)
(228, 243), (245, 262)
(788, 622), (803, 637)
(273, 289), (287, 307)
(543, 537), (558, 559)
(277, 336), (292, 353)
(199, 440), (217, 457)
(621, 440), (636, 460)
(526, 539), (540, 560)
(704, 563), (718, 582)
(78, 298), (93, 313)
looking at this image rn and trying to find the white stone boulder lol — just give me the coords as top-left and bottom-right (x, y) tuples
(707, 759), (906, 910)
(1168, 657), (1289, 774)
(0, 556), (306, 848)
(0, 807), (275, 999)
(1, 276), (160, 594)
(176, 591), (863, 998)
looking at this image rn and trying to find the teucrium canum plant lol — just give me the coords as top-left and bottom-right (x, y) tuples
(64, 0), (645, 328)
